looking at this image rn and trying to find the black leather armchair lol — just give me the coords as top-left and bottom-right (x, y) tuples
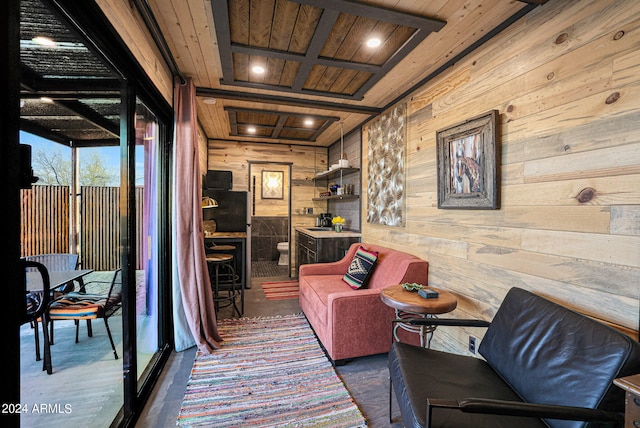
(388, 287), (640, 428)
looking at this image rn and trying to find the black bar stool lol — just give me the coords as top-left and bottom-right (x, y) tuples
(206, 242), (245, 307)
(206, 253), (241, 317)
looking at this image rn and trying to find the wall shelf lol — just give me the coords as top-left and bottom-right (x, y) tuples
(312, 194), (359, 201)
(313, 167), (360, 181)
(313, 167), (360, 202)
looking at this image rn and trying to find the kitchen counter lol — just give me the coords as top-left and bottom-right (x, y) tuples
(296, 227), (361, 267)
(205, 231), (247, 238)
(295, 226), (361, 239)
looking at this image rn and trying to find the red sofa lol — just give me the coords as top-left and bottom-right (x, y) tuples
(298, 243), (429, 362)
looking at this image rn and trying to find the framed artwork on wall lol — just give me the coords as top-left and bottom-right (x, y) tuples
(436, 110), (499, 209)
(261, 170), (284, 199)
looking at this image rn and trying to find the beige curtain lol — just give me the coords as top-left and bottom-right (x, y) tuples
(172, 77), (222, 353)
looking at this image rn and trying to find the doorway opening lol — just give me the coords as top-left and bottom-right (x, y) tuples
(248, 162), (292, 278)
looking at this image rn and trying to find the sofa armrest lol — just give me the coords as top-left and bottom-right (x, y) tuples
(426, 398), (624, 424)
(298, 243), (359, 277)
(393, 318), (491, 328)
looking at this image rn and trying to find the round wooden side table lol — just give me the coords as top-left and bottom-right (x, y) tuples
(380, 284), (457, 348)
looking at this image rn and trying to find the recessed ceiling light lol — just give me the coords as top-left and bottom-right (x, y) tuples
(304, 119), (314, 126)
(247, 126), (257, 134)
(203, 97), (217, 105)
(32, 36), (57, 47)
(40, 97), (54, 103)
(366, 37), (381, 48)
(252, 65), (265, 74)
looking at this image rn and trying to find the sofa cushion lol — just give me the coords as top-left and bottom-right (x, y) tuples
(343, 246), (378, 289)
(299, 275), (350, 327)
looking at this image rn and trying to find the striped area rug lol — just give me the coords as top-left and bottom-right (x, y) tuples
(261, 280), (299, 300)
(177, 314), (367, 427)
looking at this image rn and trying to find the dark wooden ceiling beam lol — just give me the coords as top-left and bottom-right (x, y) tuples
(310, 119), (334, 142)
(230, 43), (381, 73)
(224, 106), (340, 122)
(221, 79), (361, 100)
(353, 28), (429, 99)
(293, 0), (446, 31)
(381, 3), (538, 112)
(19, 119), (71, 146)
(271, 116), (288, 139)
(198, 87), (381, 115)
(56, 100), (119, 138)
(227, 110), (239, 135)
(20, 66), (120, 92)
(228, 133), (319, 143)
(291, 9), (340, 92)
(69, 138), (120, 147)
(212, 0), (236, 84)
(223, 107), (340, 142)
(20, 92), (120, 100)
(214, 0), (446, 101)
(234, 123), (329, 133)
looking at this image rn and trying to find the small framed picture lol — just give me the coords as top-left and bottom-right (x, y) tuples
(436, 110), (499, 209)
(261, 170), (284, 199)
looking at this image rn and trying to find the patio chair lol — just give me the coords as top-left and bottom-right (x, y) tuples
(48, 269), (122, 361)
(25, 253), (82, 293)
(23, 259), (53, 372)
(25, 253), (81, 360)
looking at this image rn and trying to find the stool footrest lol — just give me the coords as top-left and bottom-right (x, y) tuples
(206, 254), (242, 317)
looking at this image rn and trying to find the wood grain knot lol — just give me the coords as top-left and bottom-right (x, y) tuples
(613, 31), (625, 41)
(605, 92), (620, 104)
(576, 187), (596, 203)
(555, 33), (569, 44)
(547, 72), (555, 80)
(507, 105), (515, 113)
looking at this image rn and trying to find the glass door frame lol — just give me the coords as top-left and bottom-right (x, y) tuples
(4, 0), (175, 426)
(1, 0), (23, 425)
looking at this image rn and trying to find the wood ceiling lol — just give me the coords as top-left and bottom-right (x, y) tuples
(18, 0), (546, 149)
(151, 0), (546, 147)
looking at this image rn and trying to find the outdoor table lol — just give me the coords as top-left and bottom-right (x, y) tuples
(26, 269), (94, 374)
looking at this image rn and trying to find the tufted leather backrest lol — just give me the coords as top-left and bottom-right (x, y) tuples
(479, 287), (640, 428)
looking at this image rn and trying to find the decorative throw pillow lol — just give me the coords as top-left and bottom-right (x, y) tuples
(343, 246), (378, 290)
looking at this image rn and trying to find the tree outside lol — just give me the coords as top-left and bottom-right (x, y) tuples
(33, 147), (118, 186)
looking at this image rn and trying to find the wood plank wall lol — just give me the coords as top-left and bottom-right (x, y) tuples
(81, 186), (145, 271)
(207, 140), (328, 275)
(97, 0), (173, 103)
(361, 0), (640, 354)
(252, 165), (290, 217)
(20, 186), (145, 270)
(20, 186), (70, 256)
(198, 124), (208, 175)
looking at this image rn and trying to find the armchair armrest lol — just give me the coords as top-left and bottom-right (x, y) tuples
(426, 398), (624, 424)
(393, 318), (491, 328)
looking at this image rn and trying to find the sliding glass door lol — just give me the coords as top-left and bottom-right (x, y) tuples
(12, 1), (174, 426)
(134, 99), (161, 384)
